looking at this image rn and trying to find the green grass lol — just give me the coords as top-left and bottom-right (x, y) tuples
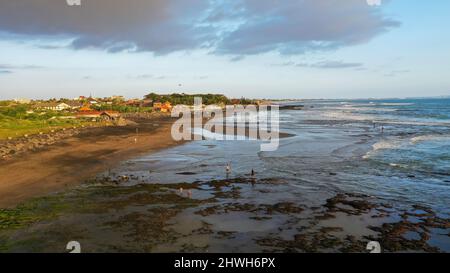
(0, 117), (97, 140)
(0, 105), (98, 140)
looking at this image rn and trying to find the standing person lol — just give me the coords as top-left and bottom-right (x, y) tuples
(226, 163), (232, 179)
(226, 163), (232, 174)
(250, 169), (256, 186)
(381, 125), (384, 134)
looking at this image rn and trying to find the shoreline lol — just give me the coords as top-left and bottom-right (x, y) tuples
(0, 112), (295, 208)
(0, 114), (183, 208)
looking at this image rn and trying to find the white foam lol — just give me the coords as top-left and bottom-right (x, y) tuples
(380, 103), (415, 106)
(389, 163), (408, 168)
(363, 139), (403, 159)
(319, 109), (450, 127)
(372, 140), (402, 151)
(410, 135), (450, 144)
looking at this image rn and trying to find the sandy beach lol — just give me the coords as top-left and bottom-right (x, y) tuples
(0, 115), (181, 207)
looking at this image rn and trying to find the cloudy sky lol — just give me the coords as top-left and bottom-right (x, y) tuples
(0, 0), (449, 99)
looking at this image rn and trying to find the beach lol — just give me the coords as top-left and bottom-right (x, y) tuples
(0, 114), (182, 207)
(0, 99), (449, 253)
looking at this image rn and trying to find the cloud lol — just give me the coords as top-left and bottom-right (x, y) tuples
(129, 74), (172, 80)
(0, 0), (399, 56)
(36, 44), (69, 50)
(0, 0), (212, 54)
(270, 61), (299, 67)
(213, 0), (400, 55)
(296, 61), (364, 69)
(135, 74), (154, 79)
(0, 64), (44, 75)
(272, 60), (363, 69)
(194, 75), (209, 80)
(230, 55), (245, 62)
(0, 64), (44, 70)
(383, 69), (410, 77)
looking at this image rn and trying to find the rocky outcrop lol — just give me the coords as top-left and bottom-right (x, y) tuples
(1, 127), (84, 160)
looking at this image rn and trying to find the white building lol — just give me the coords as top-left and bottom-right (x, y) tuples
(38, 102), (71, 111)
(14, 98), (31, 104)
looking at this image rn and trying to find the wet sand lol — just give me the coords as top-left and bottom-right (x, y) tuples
(0, 175), (448, 253)
(0, 115), (182, 208)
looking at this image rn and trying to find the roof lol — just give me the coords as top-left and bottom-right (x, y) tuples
(76, 111), (103, 116)
(79, 105), (93, 111)
(103, 111), (120, 117)
(38, 102), (71, 108)
(76, 110), (120, 118)
(66, 101), (83, 107)
(38, 102), (59, 107)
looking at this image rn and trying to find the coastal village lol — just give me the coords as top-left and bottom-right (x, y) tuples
(11, 95), (174, 121)
(5, 93), (263, 121)
(0, 93), (262, 160)
(0, 94), (187, 160)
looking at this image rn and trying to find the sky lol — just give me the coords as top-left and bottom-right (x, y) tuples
(0, 0), (449, 100)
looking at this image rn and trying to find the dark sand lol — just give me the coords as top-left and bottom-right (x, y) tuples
(0, 175), (448, 253)
(0, 115), (182, 208)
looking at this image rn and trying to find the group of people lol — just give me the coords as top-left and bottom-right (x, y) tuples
(178, 163), (256, 199)
(373, 122), (385, 133)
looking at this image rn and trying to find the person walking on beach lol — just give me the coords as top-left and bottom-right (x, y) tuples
(381, 125), (384, 134)
(250, 169), (256, 186)
(225, 163), (231, 179)
(226, 163), (232, 174)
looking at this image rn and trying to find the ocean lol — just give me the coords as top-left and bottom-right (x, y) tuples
(127, 98), (450, 214)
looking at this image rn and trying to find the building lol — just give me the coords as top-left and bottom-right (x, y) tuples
(38, 102), (71, 111)
(142, 99), (153, 107)
(66, 101), (83, 109)
(14, 98), (31, 104)
(74, 96), (86, 101)
(88, 97), (99, 104)
(76, 110), (120, 121)
(153, 102), (172, 113)
(125, 99), (142, 107)
(101, 111), (121, 121)
(78, 105), (93, 112)
(110, 95), (125, 101)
